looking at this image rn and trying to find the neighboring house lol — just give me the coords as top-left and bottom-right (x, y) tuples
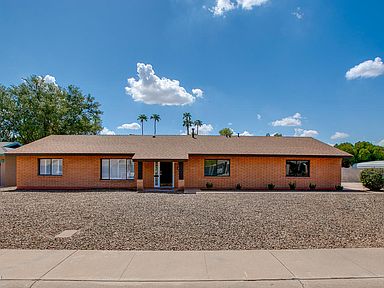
(342, 161), (384, 182)
(354, 161), (384, 169)
(0, 142), (22, 187)
(6, 135), (351, 190)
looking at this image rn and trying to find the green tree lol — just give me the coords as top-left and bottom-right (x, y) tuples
(0, 76), (102, 144)
(150, 114), (160, 135)
(334, 142), (355, 167)
(335, 141), (384, 167)
(0, 85), (15, 141)
(182, 112), (193, 135)
(194, 120), (203, 135)
(137, 114), (148, 136)
(219, 128), (233, 137)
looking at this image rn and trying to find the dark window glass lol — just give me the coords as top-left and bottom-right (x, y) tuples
(204, 160), (230, 177)
(138, 161), (143, 180)
(179, 161), (184, 180)
(286, 160), (310, 177)
(39, 159), (62, 176)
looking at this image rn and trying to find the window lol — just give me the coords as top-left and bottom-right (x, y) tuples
(39, 159), (63, 176)
(137, 161), (143, 180)
(286, 160), (310, 177)
(101, 159), (134, 180)
(204, 160), (230, 177)
(179, 161), (184, 180)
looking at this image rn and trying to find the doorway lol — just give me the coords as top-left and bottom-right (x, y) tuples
(160, 162), (173, 187)
(154, 161), (174, 188)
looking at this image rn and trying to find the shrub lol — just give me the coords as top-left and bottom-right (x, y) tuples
(360, 168), (384, 191)
(236, 183), (242, 190)
(309, 183), (316, 190)
(288, 182), (296, 190)
(335, 185), (344, 191)
(267, 183), (275, 190)
(206, 182), (213, 189)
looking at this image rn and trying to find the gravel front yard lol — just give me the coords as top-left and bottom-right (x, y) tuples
(0, 191), (383, 250)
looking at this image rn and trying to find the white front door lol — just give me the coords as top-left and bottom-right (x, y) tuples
(154, 161), (160, 188)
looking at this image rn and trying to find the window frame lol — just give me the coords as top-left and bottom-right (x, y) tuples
(286, 160), (310, 178)
(100, 158), (135, 180)
(204, 159), (230, 177)
(38, 158), (63, 176)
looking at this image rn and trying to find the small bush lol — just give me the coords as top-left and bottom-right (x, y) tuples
(236, 183), (242, 190)
(267, 183), (275, 190)
(360, 168), (384, 191)
(335, 185), (344, 191)
(309, 183), (316, 190)
(288, 182), (296, 190)
(206, 182), (213, 189)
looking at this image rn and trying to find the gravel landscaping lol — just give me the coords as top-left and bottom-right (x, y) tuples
(0, 191), (383, 250)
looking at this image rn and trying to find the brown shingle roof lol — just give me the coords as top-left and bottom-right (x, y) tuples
(6, 135), (351, 159)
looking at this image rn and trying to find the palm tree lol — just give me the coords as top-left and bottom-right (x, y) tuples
(137, 114), (148, 135)
(182, 112), (193, 135)
(150, 114), (160, 135)
(194, 120), (203, 135)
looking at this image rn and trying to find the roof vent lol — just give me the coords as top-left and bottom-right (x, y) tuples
(191, 128), (196, 139)
(237, 133), (240, 137)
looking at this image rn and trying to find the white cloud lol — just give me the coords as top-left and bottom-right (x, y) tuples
(100, 127), (116, 135)
(125, 63), (202, 106)
(294, 128), (319, 137)
(42, 75), (57, 85)
(330, 132), (349, 140)
(292, 7), (303, 19)
(181, 123), (214, 135)
(210, 0), (269, 16)
(346, 57), (384, 80)
(117, 122), (141, 130)
(210, 0), (235, 16)
(378, 139), (384, 146)
(237, 0), (269, 10)
(257, 114), (261, 120)
(196, 124), (214, 135)
(228, 122), (233, 126)
(272, 113), (302, 127)
(239, 130), (254, 136)
(192, 88), (204, 98)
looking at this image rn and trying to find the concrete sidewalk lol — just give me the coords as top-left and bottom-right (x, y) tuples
(0, 248), (383, 287)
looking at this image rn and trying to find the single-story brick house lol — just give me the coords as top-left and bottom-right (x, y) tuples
(0, 141), (22, 187)
(6, 135), (351, 190)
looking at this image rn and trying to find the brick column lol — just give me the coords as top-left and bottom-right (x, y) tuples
(137, 179), (144, 191)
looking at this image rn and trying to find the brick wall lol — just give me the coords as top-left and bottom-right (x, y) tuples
(16, 155), (342, 190)
(184, 155), (342, 190)
(142, 161), (154, 189)
(0, 156), (4, 186)
(16, 155), (137, 189)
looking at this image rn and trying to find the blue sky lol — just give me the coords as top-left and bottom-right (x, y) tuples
(1, 0), (383, 145)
